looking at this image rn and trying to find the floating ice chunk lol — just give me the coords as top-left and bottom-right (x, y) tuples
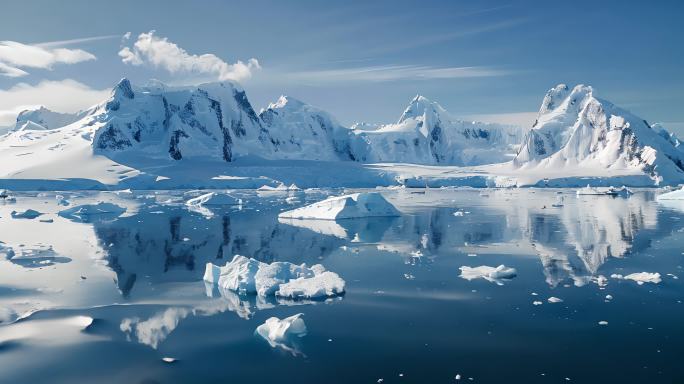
(453, 211), (464, 216)
(55, 195), (69, 206)
(598, 321), (608, 325)
(594, 275), (608, 287)
(459, 265), (517, 285)
(255, 261), (315, 296)
(58, 202), (126, 222)
(656, 186), (684, 200)
(257, 183), (299, 192)
(185, 192), (241, 206)
(611, 272), (661, 285)
(256, 313), (307, 355)
(278, 192), (399, 220)
(10, 209), (43, 219)
(547, 297), (563, 303)
(204, 255), (261, 294)
(162, 357), (176, 363)
(605, 294), (613, 300)
(276, 271), (346, 299)
(533, 301), (543, 306)
(204, 255), (345, 299)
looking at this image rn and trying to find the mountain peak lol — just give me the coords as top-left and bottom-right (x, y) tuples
(267, 95), (305, 111)
(398, 94), (447, 124)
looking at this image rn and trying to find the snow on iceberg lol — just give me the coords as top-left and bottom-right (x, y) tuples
(611, 272), (661, 285)
(657, 186), (684, 200)
(255, 313), (307, 355)
(10, 209), (43, 219)
(576, 185), (632, 197)
(278, 192), (399, 220)
(185, 192), (242, 206)
(459, 265), (517, 285)
(204, 255), (345, 299)
(276, 270), (346, 300)
(58, 202), (126, 222)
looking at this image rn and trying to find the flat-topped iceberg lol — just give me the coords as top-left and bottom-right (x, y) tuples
(10, 209), (43, 219)
(611, 272), (661, 285)
(186, 192), (242, 206)
(459, 265), (517, 285)
(204, 255), (345, 299)
(657, 187), (684, 200)
(278, 192), (399, 220)
(58, 202), (126, 222)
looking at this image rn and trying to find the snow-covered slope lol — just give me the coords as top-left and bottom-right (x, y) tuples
(259, 96), (355, 161)
(13, 107), (81, 132)
(514, 84), (684, 184)
(349, 95), (523, 165)
(93, 79), (273, 162)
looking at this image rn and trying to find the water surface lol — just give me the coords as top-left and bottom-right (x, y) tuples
(0, 188), (683, 383)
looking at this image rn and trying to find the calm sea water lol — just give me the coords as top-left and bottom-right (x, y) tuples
(0, 188), (683, 384)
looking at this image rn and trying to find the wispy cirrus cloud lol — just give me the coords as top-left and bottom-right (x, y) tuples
(0, 41), (96, 78)
(34, 34), (121, 48)
(119, 31), (260, 83)
(0, 79), (110, 126)
(276, 64), (510, 84)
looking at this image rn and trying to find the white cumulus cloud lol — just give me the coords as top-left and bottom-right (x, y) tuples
(0, 79), (110, 126)
(119, 31), (260, 83)
(0, 41), (96, 77)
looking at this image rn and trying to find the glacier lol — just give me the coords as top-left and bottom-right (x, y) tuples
(0, 79), (682, 190)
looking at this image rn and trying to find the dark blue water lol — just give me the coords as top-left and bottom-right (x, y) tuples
(0, 189), (683, 383)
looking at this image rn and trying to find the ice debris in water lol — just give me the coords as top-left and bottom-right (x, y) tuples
(459, 265), (517, 285)
(611, 272), (661, 285)
(10, 209), (43, 219)
(185, 192), (242, 206)
(204, 255), (345, 299)
(278, 192), (399, 220)
(255, 313), (307, 355)
(547, 297), (563, 303)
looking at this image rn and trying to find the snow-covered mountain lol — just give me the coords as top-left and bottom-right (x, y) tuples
(259, 95), (355, 161)
(514, 84), (684, 184)
(349, 95), (523, 165)
(13, 106), (81, 132)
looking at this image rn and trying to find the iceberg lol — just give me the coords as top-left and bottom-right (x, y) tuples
(204, 255), (345, 299)
(275, 271), (346, 299)
(459, 265), (517, 285)
(10, 209), (43, 219)
(611, 272), (661, 285)
(185, 192), (242, 206)
(657, 186), (684, 200)
(58, 202), (126, 222)
(278, 192), (400, 220)
(255, 313), (307, 355)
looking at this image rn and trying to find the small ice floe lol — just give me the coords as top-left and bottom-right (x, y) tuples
(605, 295), (613, 301)
(204, 255), (345, 300)
(58, 202), (126, 222)
(611, 272), (661, 285)
(453, 211), (464, 217)
(185, 192), (242, 207)
(594, 275), (609, 287)
(255, 313), (307, 355)
(278, 192), (399, 220)
(459, 265), (517, 285)
(162, 357), (177, 363)
(533, 301), (543, 306)
(10, 209), (43, 219)
(258, 183), (300, 193)
(547, 297), (563, 303)
(598, 320), (608, 326)
(666, 273), (679, 280)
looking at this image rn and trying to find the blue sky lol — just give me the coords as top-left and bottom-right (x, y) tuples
(1, 0), (683, 132)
